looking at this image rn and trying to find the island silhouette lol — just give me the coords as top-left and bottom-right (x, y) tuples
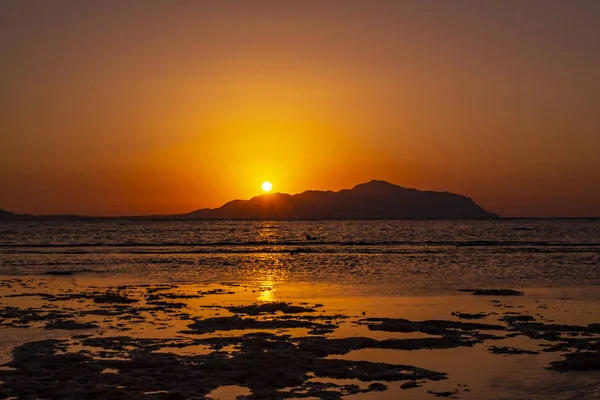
(182, 180), (498, 219)
(0, 209), (17, 219)
(1, 180), (498, 220)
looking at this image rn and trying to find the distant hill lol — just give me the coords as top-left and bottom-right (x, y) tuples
(0, 181), (499, 220)
(183, 180), (499, 219)
(0, 209), (79, 221)
(0, 209), (20, 220)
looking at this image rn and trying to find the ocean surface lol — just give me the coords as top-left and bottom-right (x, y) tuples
(1, 219), (599, 295)
(1, 219), (600, 399)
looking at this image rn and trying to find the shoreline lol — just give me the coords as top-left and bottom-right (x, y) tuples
(1, 277), (599, 399)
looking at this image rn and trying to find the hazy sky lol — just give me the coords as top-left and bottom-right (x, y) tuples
(1, 1), (599, 217)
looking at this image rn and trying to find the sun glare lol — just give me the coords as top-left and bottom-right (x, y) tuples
(261, 181), (273, 192)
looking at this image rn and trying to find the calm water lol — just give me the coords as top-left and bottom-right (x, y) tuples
(1, 219), (599, 295)
(1, 220), (600, 400)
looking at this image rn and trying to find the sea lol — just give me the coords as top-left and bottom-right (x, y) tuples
(1, 219), (599, 296)
(1, 219), (600, 399)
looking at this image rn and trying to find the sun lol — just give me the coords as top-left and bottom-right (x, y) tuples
(261, 181), (273, 192)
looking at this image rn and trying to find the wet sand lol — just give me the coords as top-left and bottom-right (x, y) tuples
(1, 277), (599, 399)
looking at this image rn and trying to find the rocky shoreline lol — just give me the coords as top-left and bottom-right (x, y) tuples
(1, 279), (599, 399)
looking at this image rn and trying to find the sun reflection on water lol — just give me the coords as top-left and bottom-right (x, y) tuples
(255, 221), (282, 243)
(251, 253), (289, 302)
(251, 222), (289, 302)
(257, 280), (277, 302)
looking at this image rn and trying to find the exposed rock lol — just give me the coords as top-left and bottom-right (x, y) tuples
(145, 301), (187, 309)
(458, 289), (524, 296)
(93, 294), (138, 304)
(183, 316), (337, 335)
(427, 389), (459, 397)
(451, 312), (489, 320)
(362, 317), (505, 335)
(45, 319), (98, 330)
(0, 337), (447, 399)
(547, 351), (600, 372)
(488, 346), (539, 355)
(198, 288), (235, 296)
(400, 381), (422, 389)
(228, 302), (316, 315)
(43, 270), (77, 276)
(541, 337), (600, 353)
(366, 382), (387, 392)
(510, 321), (600, 341)
(500, 314), (536, 324)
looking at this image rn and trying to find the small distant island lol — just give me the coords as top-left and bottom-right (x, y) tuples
(1, 180), (499, 220)
(182, 180), (498, 220)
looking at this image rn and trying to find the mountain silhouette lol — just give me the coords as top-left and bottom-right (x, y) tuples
(183, 180), (498, 219)
(0, 181), (499, 220)
(0, 208), (79, 220)
(0, 209), (20, 219)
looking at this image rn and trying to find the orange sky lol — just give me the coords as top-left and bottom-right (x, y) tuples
(1, 1), (599, 217)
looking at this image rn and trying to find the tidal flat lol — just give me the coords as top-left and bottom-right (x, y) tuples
(1, 278), (599, 399)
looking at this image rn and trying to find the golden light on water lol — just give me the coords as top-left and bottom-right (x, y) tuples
(257, 280), (277, 302)
(261, 181), (273, 192)
(252, 223), (287, 302)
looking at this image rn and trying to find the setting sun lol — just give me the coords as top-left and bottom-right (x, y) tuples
(261, 181), (273, 192)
